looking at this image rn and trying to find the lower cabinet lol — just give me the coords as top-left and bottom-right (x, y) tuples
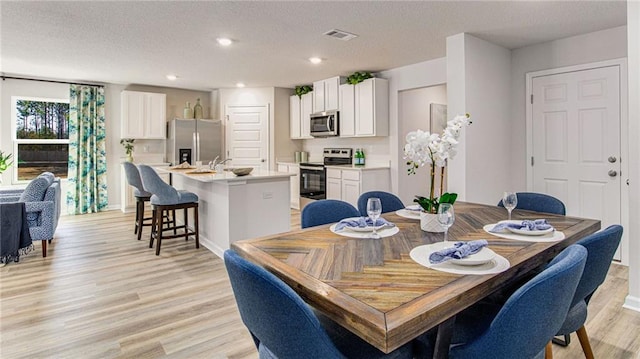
(326, 167), (390, 208)
(278, 163), (300, 210)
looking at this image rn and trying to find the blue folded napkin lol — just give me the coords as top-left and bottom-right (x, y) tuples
(429, 240), (489, 264)
(404, 205), (422, 212)
(490, 219), (553, 233)
(334, 217), (395, 231)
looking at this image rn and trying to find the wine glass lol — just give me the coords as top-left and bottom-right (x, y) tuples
(367, 197), (383, 239)
(437, 203), (455, 242)
(503, 192), (518, 221)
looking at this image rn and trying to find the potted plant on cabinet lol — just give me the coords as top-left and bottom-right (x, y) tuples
(120, 139), (135, 162)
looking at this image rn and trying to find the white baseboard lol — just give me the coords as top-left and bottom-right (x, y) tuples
(623, 295), (640, 312)
(199, 235), (225, 259)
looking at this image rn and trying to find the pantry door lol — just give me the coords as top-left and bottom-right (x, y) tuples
(528, 61), (625, 260)
(225, 105), (269, 171)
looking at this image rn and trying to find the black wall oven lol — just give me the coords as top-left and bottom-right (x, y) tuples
(299, 148), (352, 209)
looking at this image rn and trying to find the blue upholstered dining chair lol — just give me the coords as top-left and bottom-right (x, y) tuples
(414, 244), (587, 359)
(301, 199), (360, 229)
(357, 191), (405, 217)
(223, 249), (414, 359)
(138, 165), (199, 255)
(497, 192), (566, 215)
(548, 225), (623, 358)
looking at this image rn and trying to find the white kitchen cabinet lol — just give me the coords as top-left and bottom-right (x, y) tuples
(300, 92), (314, 139)
(289, 93), (314, 139)
(326, 167), (390, 208)
(289, 95), (301, 139)
(313, 76), (343, 113)
(278, 163), (300, 209)
(339, 78), (389, 137)
(121, 91), (167, 139)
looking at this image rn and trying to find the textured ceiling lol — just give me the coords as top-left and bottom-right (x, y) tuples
(0, 1), (627, 90)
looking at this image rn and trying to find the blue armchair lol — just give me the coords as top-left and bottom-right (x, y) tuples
(0, 172), (61, 257)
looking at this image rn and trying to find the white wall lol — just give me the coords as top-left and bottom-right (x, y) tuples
(510, 26), (628, 189)
(379, 57), (448, 202)
(446, 33), (512, 205)
(626, 1), (640, 313)
(396, 85), (447, 205)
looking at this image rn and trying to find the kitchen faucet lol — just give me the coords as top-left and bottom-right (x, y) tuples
(210, 157), (232, 170)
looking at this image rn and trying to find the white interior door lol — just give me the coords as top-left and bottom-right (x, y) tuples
(225, 105), (269, 170)
(531, 65), (621, 258)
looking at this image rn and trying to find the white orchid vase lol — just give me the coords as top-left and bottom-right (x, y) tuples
(403, 113), (471, 214)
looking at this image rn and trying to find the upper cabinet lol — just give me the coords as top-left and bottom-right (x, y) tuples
(313, 76), (344, 113)
(339, 78), (389, 137)
(290, 93), (313, 139)
(121, 90), (166, 139)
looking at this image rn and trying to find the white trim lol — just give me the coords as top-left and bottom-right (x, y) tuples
(623, 295), (640, 313)
(525, 58), (629, 265)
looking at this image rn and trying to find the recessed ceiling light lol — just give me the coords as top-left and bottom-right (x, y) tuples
(217, 38), (233, 46)
(309, 57), (322, 64)
(166, 74), (178, 81)
(236, 82), (245, 88)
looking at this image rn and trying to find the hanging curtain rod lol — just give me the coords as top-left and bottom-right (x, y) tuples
(1, 75), (105, 88)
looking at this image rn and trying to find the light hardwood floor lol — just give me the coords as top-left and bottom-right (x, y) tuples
(1, 210), (639, 358)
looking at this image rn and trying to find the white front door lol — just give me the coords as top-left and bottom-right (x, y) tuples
(225, 105), (269, 170)
(531, 64), (622, 259)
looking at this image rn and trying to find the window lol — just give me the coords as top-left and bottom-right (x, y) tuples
(12, 97), (69, 181)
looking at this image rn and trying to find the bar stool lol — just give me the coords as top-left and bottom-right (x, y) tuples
(122, 162), (174, 241)
(138, 165), (199, 255)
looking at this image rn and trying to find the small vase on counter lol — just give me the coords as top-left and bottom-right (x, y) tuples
(193, 98), (203, 120)
(183, 102), (194, 119)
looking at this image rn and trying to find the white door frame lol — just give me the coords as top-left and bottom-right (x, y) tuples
(525, 58), (629, 265)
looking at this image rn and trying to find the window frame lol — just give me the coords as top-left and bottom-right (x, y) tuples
(11, 96), (70, 184)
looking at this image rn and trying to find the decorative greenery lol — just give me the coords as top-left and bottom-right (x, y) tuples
(0, 151), (13, 174)
(404, 113), (472, 213)
(346, 71), (373, 85)
(120, 138), (135, 157)
(294, 85), (313, 98)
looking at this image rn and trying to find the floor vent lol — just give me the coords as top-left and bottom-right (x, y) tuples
(323, 29), (358, 41)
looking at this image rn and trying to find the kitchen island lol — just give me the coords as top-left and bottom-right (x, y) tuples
(156, 167), (294, 258)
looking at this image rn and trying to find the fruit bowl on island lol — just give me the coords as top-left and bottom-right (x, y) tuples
(231, 167), (253, 176)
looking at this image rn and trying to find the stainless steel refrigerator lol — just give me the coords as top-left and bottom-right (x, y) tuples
(166, 119), (222, 165)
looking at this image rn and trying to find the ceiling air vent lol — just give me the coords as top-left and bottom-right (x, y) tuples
(323, 29), (358, 41)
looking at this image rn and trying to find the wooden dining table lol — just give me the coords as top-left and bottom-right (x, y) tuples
(231, 202), (600, 358)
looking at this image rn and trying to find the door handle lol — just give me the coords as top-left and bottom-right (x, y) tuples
(261, 159), (266, 163)
(608, 156), (617, 163)
(608, 170), (618, 177)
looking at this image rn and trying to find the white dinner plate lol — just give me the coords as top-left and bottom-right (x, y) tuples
(338, 217), (392, 232)
(450, 247), (497, 266)
(395, 205), (422, 219)
(506, 226), (554, 236)
(427, 241), (496, 266)
(347, 225), (389, 232)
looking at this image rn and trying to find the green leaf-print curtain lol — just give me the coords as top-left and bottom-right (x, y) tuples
(67, 85), (108, 214)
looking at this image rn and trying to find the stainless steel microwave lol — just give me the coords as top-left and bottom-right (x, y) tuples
(310, 110), (339, 137)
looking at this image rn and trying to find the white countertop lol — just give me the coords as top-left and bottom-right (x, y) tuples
(278, 162), (390, 171)
(325, 164), (390, 171)
(157, 167), (294, 183)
